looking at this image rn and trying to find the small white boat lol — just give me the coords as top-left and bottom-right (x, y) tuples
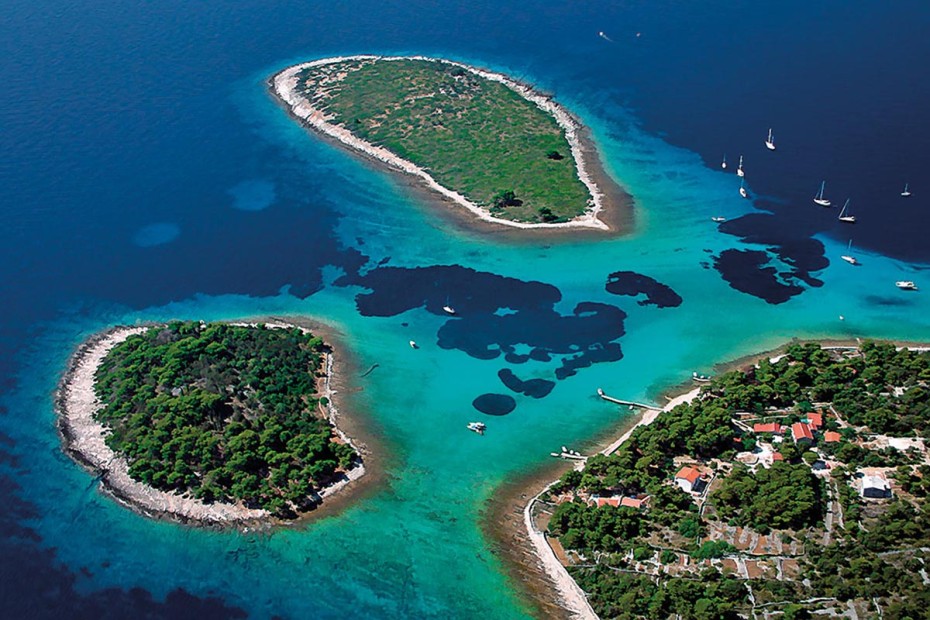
(739, 178), (749, 199)
(692, 371), (712, 383)
(721, 154), (727, 169)
(896, 281), (918, 290)
(841, 239), (858, 265)
(838, 199), (856, 223)
(765, 128), (776, 151)
(901, 183), (912, 197)
(442, 305), (456, 315)
(711, 216), (726, 223)
(409, 340), (418, 349)
(814, 181), (832, 207)
(467, 422), (486, 435)
(736, 155), (745, 178)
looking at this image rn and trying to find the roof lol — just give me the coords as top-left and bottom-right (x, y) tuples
(792, 422), (814, 442)
(862, 474), (890, 490)
(753, 422), (783, 434)
(593, 497), (621, 508)
(675, 466), (702, 484)
(824, 431), (842, 443)
(620, 497), (645, 509)
(807, 413), (824, 429)
(594, 496), (646, 509)
(772, 452), (785, 461)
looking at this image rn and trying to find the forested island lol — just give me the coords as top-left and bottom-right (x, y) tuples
(535, 341), (930, 619)
(57, 321), (364, 524)
(272, 56), (625, 230)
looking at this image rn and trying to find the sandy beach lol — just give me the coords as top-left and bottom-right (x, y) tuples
(55, 320), (370, 528)
(270, 55), (632, 235)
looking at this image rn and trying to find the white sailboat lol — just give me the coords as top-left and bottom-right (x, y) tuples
(814, 181), (831, 207)
(896, 281), (918, 290)
(739, 178), (748, 198)
(901, 183), (912, 197)
(841, 240), (858, 265)
(838, 199), (856, 223)
(711, 216), (726, 223)
(765, 128), (776, 151)
(442, 305), (456, 315)
(721, 154), (727, 169)
(736, 155), (745, 177)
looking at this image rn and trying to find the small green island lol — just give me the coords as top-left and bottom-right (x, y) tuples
(534, 341), (930, 619)
(272, 56), (622, 229)
(57, 321), (363, 524)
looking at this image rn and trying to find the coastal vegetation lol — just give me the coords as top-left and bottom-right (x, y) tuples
(543, 341), (930, 618)
(293, 57), (593, 224)
(93, 321), (358, 517)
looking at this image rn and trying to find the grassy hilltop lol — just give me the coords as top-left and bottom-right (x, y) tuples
(295, 58), (593, 224)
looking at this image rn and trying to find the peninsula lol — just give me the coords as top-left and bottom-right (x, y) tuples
(56, 320), (366, 526)
(520, 341), (930, 619)
(271, 56), (628, 231)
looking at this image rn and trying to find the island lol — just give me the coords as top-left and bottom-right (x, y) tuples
(525, 341), (930, 619)
(271, 56), (629, 231)
(56, 320), (365, 526)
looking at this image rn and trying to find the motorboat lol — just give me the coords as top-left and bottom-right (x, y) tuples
(467, 422), (486, 435)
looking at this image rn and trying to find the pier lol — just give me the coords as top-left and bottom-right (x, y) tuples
(597, 388), (661, 411)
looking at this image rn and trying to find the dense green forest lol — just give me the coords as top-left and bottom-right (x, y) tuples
(548, 341), (930, 618)
(94, 321), (357, 517)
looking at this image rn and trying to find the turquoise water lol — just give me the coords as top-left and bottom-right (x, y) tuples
(3, 1), (930, 617)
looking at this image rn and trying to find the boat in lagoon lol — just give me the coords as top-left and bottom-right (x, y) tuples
(409, 340), (418, 349)
(814, 181), (832, 207)
(442, 305), (456, 315)
(711, 216), (726, 223)
(896, 281), (918, 290)
(838, 199), (856, 223)
(466, 422), (486, 435)
(739, 178), (748, 199)
(736, 155), (744, 177)
(765, 128), (776, 151)
(721, 154), (727, 169)
(841, 240), (858, 265)
(692, 371), (712, 383)
(902, 183), (912, 197)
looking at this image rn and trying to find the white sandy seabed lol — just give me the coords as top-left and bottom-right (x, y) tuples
(272, 55), (610, 231)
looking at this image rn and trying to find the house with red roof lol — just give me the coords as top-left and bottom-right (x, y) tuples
(823, 431), (841, 443)
(592, 496), (647, 510)
(806, 412), (824, 430)
(753, 422), (783, 434)
(772, 452), (785, 462)
(791, 422), (814, 444)
(675, 466), (705, 493)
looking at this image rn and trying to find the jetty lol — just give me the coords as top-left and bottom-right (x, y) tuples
(596, 388), (661, 411)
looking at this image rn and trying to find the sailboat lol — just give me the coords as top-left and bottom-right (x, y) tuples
(721, 154), (727, 169)
(739, 178), (748, 198)
(838, 199), (856, 223)
(765, 128), (776, 151)
(814, 181), (832, 207)
(841, 240), (858, 265)
(901, 183), (912, 197)
(736, 155), (745, 177)
(442, 304), (456, 315)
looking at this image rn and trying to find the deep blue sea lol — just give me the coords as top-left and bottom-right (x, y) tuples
(3, 1), (930, 618)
